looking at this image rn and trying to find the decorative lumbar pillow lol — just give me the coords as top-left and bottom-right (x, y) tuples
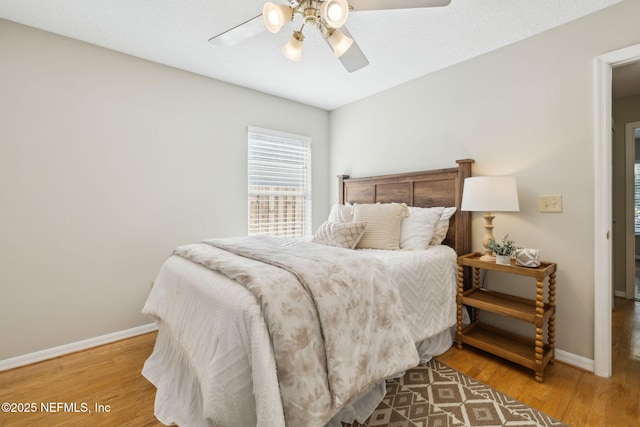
(312, 221), (366, 249)
(352, 203), (408, 250)
(430, 207), (457, 245)
(514, 248), (541, 267)
(400, 206), (444, 250)
(327, 203), (353, 223)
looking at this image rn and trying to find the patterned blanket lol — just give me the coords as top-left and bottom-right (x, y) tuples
(174, 236), (419, 426)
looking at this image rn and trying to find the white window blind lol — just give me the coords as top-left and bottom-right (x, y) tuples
(248, 126), (312, 238)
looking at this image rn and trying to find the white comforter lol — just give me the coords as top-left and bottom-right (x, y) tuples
(143, 237), (423, 427)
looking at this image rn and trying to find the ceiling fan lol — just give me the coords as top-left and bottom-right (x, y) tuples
(209, 0), (452, 73)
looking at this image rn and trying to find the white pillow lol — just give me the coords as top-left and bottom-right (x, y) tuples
(352, 203), (408, 250)
(400, 206), (444, 250)
(430, 207), (457, 245)
(312, 221), (366, 249)
(327, 203), (353, 223)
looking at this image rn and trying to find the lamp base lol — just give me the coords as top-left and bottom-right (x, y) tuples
(480, 211), (496, 263)
(480, 253), (496, 262)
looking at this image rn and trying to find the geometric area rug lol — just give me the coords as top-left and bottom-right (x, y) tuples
(344, 359), (568, 427)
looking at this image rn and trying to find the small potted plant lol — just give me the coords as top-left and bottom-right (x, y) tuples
(488, 235), (519, 265)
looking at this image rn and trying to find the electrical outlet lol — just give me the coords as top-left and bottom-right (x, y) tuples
(539, 195), (562, 213)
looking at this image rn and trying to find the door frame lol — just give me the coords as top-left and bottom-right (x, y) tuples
(594, 43), (640, 378)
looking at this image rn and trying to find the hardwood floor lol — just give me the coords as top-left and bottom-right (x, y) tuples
(438, 297), (640, 426)
(1, 297), (638, 426)
(0, 332), (163, 426)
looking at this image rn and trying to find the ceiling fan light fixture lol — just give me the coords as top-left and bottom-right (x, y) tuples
(327, 28), (353, 57)
(212, 0), (453, 72)
(263, 2), (293, 33)
(282, 31), (305, 62)
(320, 0), (349, 28)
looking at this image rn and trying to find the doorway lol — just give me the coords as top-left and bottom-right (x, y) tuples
(595, 43), (640, 378)
(626, 121), (640, 301)
(613, 64), (640, 304)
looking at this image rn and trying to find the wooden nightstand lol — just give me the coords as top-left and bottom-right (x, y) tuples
(456, 252), (557, 382)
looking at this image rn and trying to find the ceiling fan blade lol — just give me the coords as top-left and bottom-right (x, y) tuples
(208, 14), (266, 47)
(348, 0), (451, 12)
(331, 26), (369, 73)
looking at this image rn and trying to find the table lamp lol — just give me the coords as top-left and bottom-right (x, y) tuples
(461, 176), (520, 261)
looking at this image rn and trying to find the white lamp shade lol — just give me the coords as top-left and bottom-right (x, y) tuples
(461, 176), (520, 212)
(327, 29), (353, 57)
(320, 0), (349, 28)
(282, 34), (304, 61)
(263, 3), (293, 33)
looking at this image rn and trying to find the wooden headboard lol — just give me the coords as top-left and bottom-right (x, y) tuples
(338, 159), (474, 256)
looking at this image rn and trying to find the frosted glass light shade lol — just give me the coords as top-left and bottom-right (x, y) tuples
(282, 33), (304, 61)
(461, 176), (520, 212)
(320, 0), (349, 28)
(263, 3), (293, 33)
(327, 29), (353, 57)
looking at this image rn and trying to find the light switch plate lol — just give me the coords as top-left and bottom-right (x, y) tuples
(539, 195), (562, 213)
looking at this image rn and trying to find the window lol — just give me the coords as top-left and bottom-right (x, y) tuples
(635, 163), (640, 233)
(248, 126), (312, 238)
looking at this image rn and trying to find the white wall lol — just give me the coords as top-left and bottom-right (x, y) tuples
(4, 1), (640, 364)
(0, 19), (330, 360)
(329, 0), (640, 360)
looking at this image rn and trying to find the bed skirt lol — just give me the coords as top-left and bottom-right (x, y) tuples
(142, 323), (455, 427)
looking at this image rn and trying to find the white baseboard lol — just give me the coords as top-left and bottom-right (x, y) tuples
(614, 290), (627, 298)
(0, 323), (158, 372)
(555, 348), (594, 373)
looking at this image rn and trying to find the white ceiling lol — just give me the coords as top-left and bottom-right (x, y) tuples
(0, 0), (626, 110)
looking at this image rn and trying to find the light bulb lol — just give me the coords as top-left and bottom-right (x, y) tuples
(320, 0), (349, 28)
(263, 3), (293, 33)
(328, 4), (344, 22)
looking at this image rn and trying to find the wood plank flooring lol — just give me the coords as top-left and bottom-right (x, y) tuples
(0, 332), (163, 426)
(438, 297), (640, 426)
(0, 297), (638, 426)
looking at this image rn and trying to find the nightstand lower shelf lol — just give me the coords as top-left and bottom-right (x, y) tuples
(458, 323), (554, 376)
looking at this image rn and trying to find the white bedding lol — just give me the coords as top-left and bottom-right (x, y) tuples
(142, 242), (458, 427)
(363, 245), (458, 344)
(143, 255), (282, 427)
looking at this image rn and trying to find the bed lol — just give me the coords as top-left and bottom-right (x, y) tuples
(142, 159), (474, 427)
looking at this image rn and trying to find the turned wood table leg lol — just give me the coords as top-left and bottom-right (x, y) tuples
(473, 267), (480, 321)
(548, 272), (556, 363)
(473, 266), (480, 288)
(456, 264), (464, 349)
(535, 278), (545, 383)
